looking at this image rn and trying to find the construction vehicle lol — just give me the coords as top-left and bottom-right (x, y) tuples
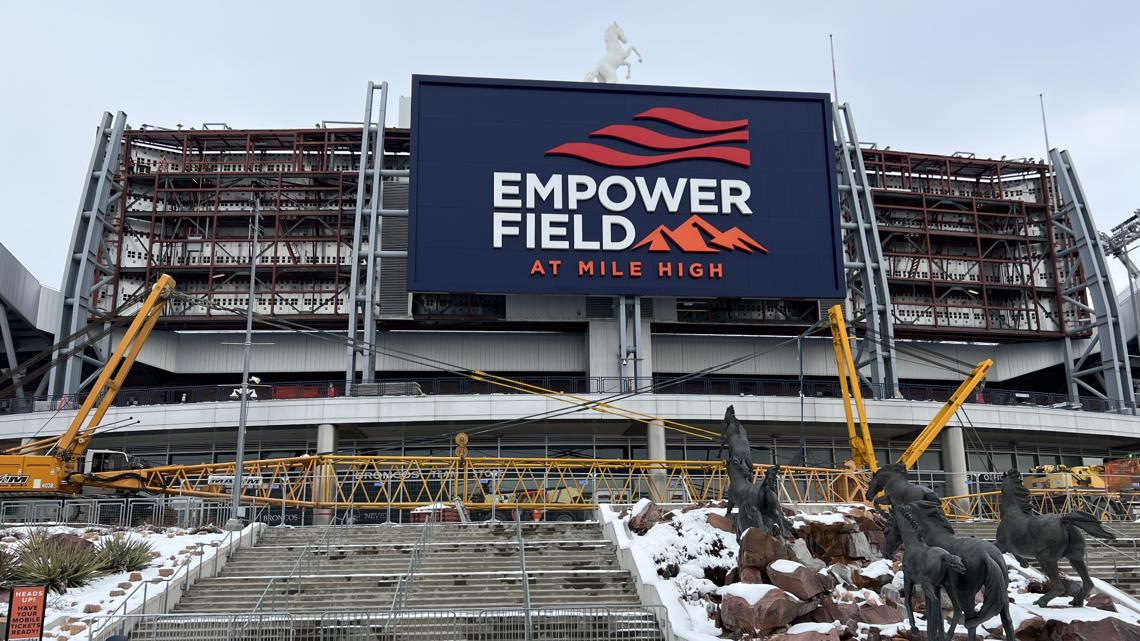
(1023, 465), (1107, 491)
(0, 274), (175, 494)
(827, 304), (993, 473)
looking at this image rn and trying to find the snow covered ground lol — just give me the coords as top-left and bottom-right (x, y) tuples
(0, 523), (256, 641)
(603, 502), (1140, 641)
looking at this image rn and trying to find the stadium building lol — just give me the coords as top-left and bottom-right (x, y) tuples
(2, 76), (1140, 503)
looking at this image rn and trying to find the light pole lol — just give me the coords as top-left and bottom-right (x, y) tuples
(224, 200), (260, 530)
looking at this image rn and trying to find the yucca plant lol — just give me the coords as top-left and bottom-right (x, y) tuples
(14, 530), (104, 594)
(95, 535), (155, 573)
(0, 548), (15, 587)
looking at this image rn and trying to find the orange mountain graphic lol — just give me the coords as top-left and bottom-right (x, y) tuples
(632, 215), (768, 254)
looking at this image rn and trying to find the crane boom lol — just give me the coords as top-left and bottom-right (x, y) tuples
(828, 304), (878, 471)
(827, 304), (992, 472)
(0, 275), (174, 493)
(895, 359), (992, 469)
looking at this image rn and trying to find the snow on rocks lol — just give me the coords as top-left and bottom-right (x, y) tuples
(0, 524), (232, 641)
(611, 500), (1140, 641)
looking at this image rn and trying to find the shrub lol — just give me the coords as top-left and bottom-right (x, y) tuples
(96, 535), (155, 573)
(0, 548), (15, 586)
(14, 530), (104, 594)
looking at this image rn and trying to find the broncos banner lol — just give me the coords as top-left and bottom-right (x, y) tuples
(408, 75), (844, 298)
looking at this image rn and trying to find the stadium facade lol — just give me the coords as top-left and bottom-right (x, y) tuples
(1, 76), (1139, 500)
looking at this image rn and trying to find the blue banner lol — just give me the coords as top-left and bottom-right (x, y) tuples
(408, 76), (844, 299)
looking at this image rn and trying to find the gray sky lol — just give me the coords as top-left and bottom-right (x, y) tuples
(2, 1), (1137, 288)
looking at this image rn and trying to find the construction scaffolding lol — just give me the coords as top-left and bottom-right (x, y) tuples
(102, 125), (410, 329)
(859, 149), (1087, 340)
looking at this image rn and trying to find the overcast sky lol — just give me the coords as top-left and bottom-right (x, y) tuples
(2, 1), (1137, 288)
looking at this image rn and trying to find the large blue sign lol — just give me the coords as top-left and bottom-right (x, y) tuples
(408, 76), (844, 299)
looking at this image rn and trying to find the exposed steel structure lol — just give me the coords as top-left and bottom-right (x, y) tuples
(103, 127), (410, 329)
(860, 149), (1087, 340)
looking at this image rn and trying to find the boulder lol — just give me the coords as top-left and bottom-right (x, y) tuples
(739, 566), (766, 584)
(767, 559), (825, 601)
(842, 506), (881, 532)
(1088, 593), (1118, 612)
(725, 567), (740, 586)
(681, 501), (712, 513)
(48, 532), (93, 550)
(849, 603), (902, 625)
(628, 500), (666, 535)
(739, 527), (791, 569)
(791, 537), (827, 572)
(1012, 615), (1047, 641)
(720, 585), (804, 636)
(828, 563), (856, 588)
(1048, 617), (1140, 641)
(706, 512), (735, 534)
(805, 594), (857, 624)
(768, 623), (842, 641)
(864, 528), (886, 553)
(800, 519), (856, 563)
(845, 532), (873, 560)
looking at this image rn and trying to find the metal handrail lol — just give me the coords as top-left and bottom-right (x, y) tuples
(87, 521), (260, 641)
(388, 505), (439, 613)
(8, 374), (1132, 417)
(251, 515), (340, 613)
(515, 499), (533, 641)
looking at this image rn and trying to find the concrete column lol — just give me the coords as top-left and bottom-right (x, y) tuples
(648, 419), (667, 500)
(313, 423), (338, 526)
(942, 424), (970, 498)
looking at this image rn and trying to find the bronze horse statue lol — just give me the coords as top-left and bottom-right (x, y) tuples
(724, 457), (793, 540)
(718, 405), (753, 468)
(893, 504), (967, 641)
(903, 500), (1014, 641)
(867, 462), (941, 509)
(996, 469), (1116, 607)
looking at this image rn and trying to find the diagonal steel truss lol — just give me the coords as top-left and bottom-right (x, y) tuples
(49, 112), (128, 397)
(1051, 148), (1135, 412)
(833, 103), (899, 398)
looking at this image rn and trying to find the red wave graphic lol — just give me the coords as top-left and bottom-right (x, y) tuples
(589, 124), (749, 150)
(632, 215), (768, 254)
(634, 107), (748, 132)
(546, 142), (750, 168)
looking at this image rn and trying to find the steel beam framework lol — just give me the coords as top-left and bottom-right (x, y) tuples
(833, 103), (899, 397)
(345, 81), (410, 387)
(50, 112), (128, 397)
(1050, 149), (1135, 411)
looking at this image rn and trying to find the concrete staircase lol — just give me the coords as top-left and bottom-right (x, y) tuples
(125, 522), (667, 640)
(954, 521), (1140, 597)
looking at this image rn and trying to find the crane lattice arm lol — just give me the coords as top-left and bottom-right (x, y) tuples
(827, 304), (878, 471)
(895, 358), (992, 469)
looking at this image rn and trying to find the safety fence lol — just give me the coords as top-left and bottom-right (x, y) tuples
(89, 455), (871, 512)
(940, 487), (1139, 521)
(4, 374), (1130, 416)
(86, 606), (672, 641)
(0, 497), (237, 529)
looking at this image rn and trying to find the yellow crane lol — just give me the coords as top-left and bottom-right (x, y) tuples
(0, 274), (176, 493)
(827, 304), (992, 472)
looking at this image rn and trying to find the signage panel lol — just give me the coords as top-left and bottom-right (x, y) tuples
(408, 76), (844, 298)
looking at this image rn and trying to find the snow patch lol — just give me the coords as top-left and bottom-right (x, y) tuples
(769, 558), (804, 574)
(859, 559), (895, 580)
(789, 622), (841, 634)
(719, 582), (780, 606)
(631, 497), (653, 518)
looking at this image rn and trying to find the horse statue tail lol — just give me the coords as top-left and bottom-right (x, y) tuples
(964, 553), (1007, 628)
(1061, 511), (1117, 540)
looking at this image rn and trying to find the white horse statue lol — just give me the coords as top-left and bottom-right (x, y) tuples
(584, 22), (643, 83)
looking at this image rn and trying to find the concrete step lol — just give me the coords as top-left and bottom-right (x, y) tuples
(127, 612), (665, 641)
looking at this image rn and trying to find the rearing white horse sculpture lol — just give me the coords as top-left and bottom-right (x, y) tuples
(584, 22), (642, 83)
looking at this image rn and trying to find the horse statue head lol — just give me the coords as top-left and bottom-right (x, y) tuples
(905, 499), (956, 535)
(606, 21), (628, 47)
(867, 462), (906, 498)
(1000, 468), (1033, 512)
(763, 464), (781, 490)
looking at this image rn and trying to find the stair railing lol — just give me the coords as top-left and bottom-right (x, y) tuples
(516, 498), (534, 641)
(251, 516), (339, 613)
